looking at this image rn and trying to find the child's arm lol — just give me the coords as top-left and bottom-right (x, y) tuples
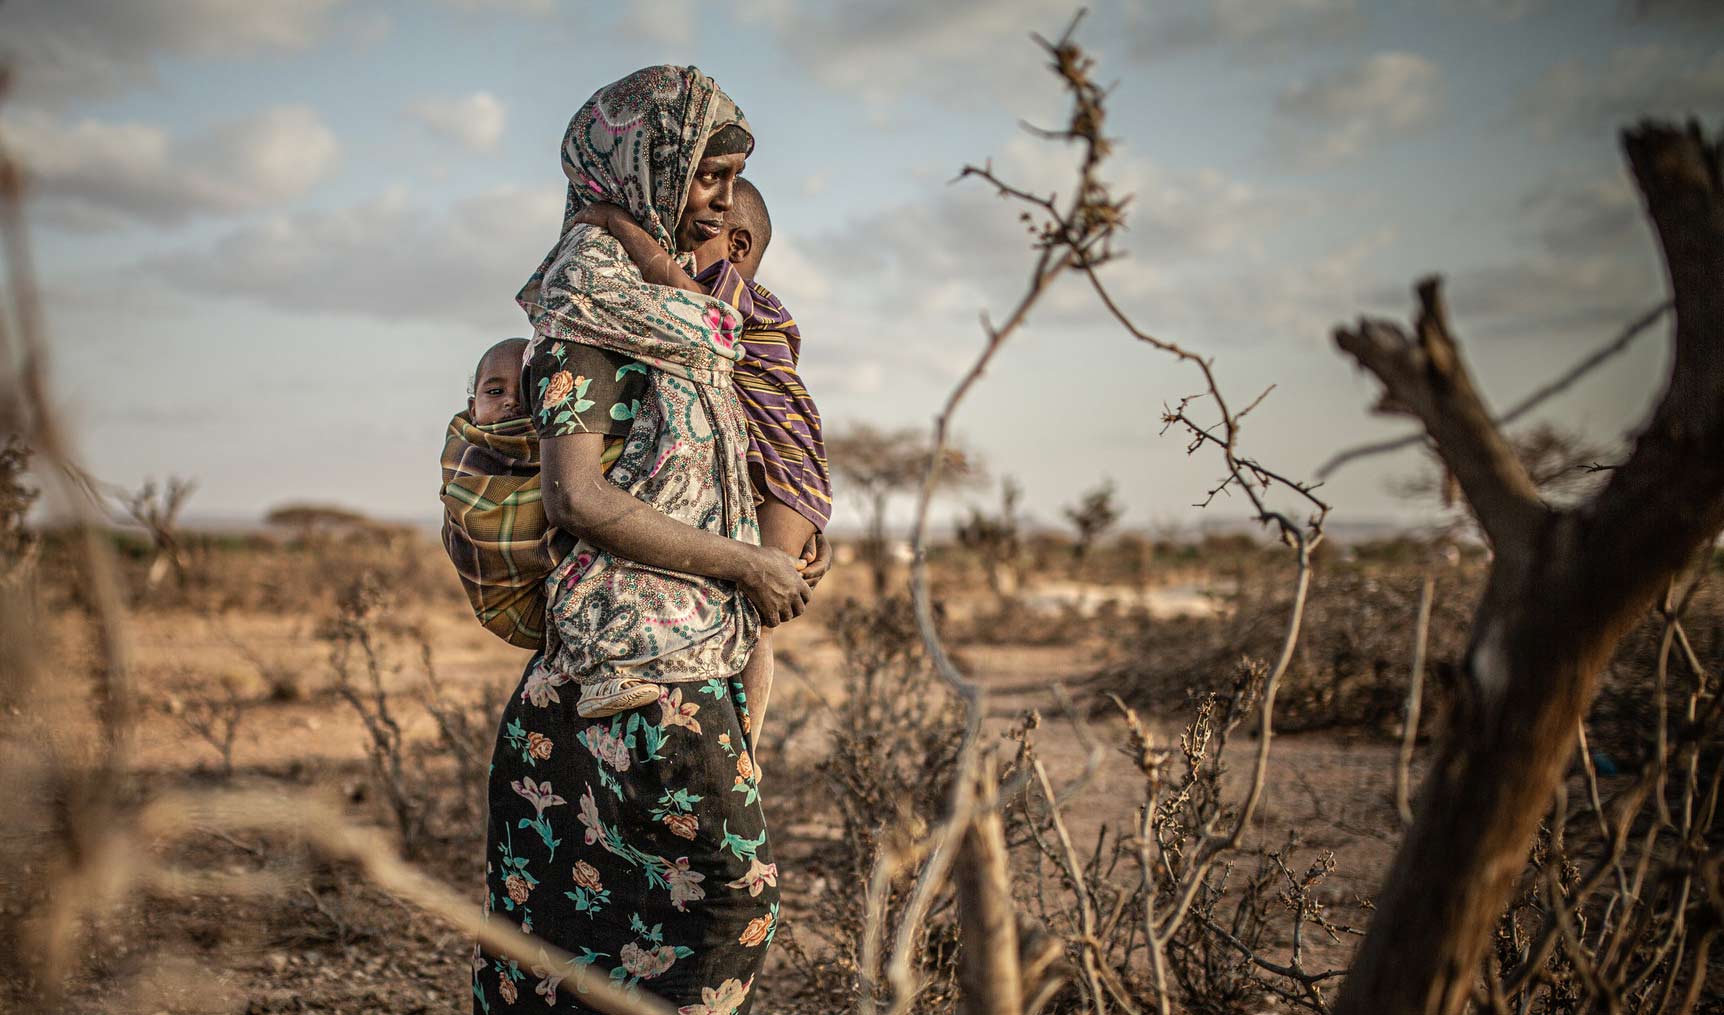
(572, 203), (703, 294)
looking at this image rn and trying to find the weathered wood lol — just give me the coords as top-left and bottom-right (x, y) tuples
(1333, 122), (1724, 1015)
(955, 756), (1023, 1015)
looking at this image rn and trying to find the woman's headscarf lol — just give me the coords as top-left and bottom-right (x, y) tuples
(517, 64), (752, 356)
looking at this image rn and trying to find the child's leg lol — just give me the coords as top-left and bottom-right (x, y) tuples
(736, 634), (772, 749)
(745, 494), (818, 749)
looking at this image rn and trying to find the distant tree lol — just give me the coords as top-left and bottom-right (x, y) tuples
(1063, 479), (1121, 564)
(114, 476), (196, 590)
(265, 502), (374, 543)
(827, 423), (980, 596)
(955, 477), (1023, 601)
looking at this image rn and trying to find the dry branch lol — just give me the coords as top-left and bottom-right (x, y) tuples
(1333, 121), (1724, 1015)
(955, 755), (1023, 1015)
(1317, 299), (1672, 480)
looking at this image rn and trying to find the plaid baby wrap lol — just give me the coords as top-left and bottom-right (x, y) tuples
(439, 411), (574, 649)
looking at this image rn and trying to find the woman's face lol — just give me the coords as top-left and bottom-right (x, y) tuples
(675, 152), (746, 252)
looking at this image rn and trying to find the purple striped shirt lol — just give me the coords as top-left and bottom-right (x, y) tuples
(697, 260), (832, 531)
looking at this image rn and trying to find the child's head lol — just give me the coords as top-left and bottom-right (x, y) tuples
(695, 177), (772, 280)
(468, 337), (528, 425)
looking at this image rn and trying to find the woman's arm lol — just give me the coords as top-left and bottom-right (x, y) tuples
(540, 432), (810, 626)
(572, 204), (703, 294)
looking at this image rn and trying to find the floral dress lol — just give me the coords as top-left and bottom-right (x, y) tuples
(473, 341), (778, 1015)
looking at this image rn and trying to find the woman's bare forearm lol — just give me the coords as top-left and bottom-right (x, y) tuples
(548, 466), (760, 583)
(741, 633), (773, 746)
(541, 429), (810, 625)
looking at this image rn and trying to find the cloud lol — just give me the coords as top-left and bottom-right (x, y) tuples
(1132, 0), (1363, 57)
(741, 133), (1318, 417)
(409, 92), (508, 153)
(1436, 251), (1663, 328)
(3, 106), (340, 229)
(1519, 172), (1645, 253)
(1271, 52), (1443, 167)
(798, 133), (1306, 330)
(145, 184), (565, 329)
(1623, 0), (1724, 24)
(436, 0), (558, 12)
(1361, 165), (1664, 335)
(0, 0), (344, 104)
(616, 0), (696, 49)
(1450, 0), (1552, 20)
(744, 0), (1074, 108)
(1519, 43), (1724, 140)
(1436, 169), (1663, 327)
(1188, 225), (1402, 343)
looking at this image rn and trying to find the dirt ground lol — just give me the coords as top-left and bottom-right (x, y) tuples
(12, 544), (1414, 1015)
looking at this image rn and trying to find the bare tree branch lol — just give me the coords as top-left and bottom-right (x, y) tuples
(1317, 299), (1672, 479)
(1334, 121), (1724, 1015)
(1335, 279), (1546, 551)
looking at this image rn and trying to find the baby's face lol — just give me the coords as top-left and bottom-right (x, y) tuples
(692, 229), (731, 274)
(692, 224), (760, 280)
(470, 345), (524, 425)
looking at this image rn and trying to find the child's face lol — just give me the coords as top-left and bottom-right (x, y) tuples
(469, 344), (524, 425)
(693, 224), (760, 280)
(693, 229), (731, 273)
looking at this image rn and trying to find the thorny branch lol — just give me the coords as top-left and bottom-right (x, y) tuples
(880, 13), (1332, 1014)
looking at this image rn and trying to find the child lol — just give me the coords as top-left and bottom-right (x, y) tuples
(439, 338), (577, 650)
(469, 338), (527, 426)
(569, 179), (831, 740)
(442, 336), (678, 653)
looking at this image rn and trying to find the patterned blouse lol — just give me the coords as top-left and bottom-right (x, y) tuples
(523, 336), (651, 471)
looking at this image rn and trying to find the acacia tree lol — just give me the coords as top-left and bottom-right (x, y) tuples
(264, 502), (372, 542)
(827, 423), (978, 595)
(114, 475), (196, 590)
(1330, 124), (1724, 1015)
(955, 477), (1024, 601)
(1062, 478), (1120, 563)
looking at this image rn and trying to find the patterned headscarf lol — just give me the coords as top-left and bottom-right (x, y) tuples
(518, 65), (752, 327)
(513, 65), (751, 386)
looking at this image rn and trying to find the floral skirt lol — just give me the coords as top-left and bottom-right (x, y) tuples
(473, 655), (778, 1014)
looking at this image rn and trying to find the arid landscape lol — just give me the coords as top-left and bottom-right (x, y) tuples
(4, 517), (1718, 1013)
(4, 5), (1724, 1014)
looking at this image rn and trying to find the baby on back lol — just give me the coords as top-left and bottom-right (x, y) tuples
(438, 337), (571, 651)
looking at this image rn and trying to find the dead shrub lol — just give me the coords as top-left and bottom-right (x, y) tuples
(1098, 556), (1480, 734)
(321, 573), (426, 856)
(164, 675), (249, 779)
(777, 595), (967, 1010)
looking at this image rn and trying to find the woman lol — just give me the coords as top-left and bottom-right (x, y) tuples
(473, 66), (814, 1015)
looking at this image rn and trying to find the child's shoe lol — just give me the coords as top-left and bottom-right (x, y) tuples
(576, 677), (663, 718)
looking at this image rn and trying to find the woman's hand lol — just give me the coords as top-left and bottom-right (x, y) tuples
(736, 545), (810, 627)
(798, 532), (833, 590)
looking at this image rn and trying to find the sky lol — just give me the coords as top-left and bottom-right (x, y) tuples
(3, 0), (1720, 537)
